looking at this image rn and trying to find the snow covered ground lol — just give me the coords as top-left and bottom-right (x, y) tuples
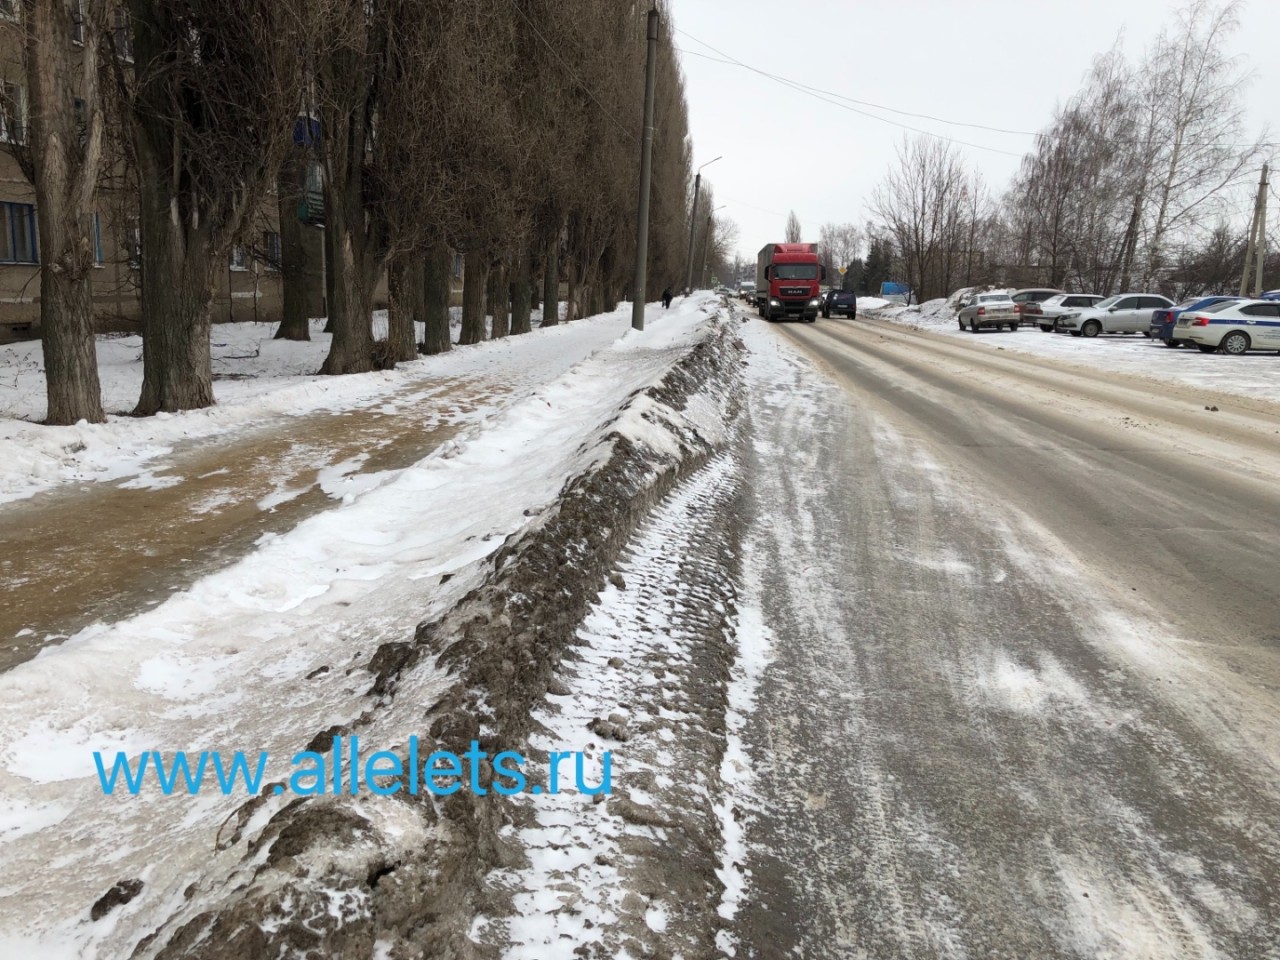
(865, 297), (1280, 404)
(0, 306), (573, 505)
(0, 295), (723, 959)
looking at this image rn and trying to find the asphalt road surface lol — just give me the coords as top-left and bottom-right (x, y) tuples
(730, 316), (1280, 959)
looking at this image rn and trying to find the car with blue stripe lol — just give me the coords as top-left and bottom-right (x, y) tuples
(1175, 299), (1280, 354)
(1149, 296), (1240, 347)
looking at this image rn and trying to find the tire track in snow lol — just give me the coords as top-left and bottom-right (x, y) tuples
(474, 450), (742, 960)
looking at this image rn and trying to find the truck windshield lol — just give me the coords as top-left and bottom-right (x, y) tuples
(775, 265), (817, 280)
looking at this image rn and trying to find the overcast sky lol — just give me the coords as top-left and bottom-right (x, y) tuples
(668, 0), (1279, 263)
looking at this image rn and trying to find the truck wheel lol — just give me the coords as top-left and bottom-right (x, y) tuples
(807, 314), (817, 323)
(1039, 323), (1052, 332)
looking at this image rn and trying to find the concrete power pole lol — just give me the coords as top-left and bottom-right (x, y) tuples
(631, 8), (659, 332)
(1240, 163), (1269, 297)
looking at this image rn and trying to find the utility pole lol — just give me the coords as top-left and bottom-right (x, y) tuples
(684, 156), (721, 294)
(1240, 163), (1269, 297)
(631, 8), (659, 332)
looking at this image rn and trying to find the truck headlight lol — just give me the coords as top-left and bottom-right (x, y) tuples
(770, 299), (780, 306)
(809, 298), (820, 307)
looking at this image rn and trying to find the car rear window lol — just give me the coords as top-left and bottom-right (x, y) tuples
(1201, 300), (1238, 313)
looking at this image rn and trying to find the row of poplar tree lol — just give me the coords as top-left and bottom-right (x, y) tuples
(16, 0), (694, 425)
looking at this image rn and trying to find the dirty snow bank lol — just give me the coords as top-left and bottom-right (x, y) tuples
(92, 300), (746, 959)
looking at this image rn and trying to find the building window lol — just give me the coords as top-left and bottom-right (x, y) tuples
(0, 0), (16, 21)
(452, 253), (462, 279)
(112, 8), (134, 61)
(229, 245), (248, 271)
(0, 203), (39, 264)
(1, 82), (26, 145)
(71, 0), (85, 44)
(262, 231), (281, 271)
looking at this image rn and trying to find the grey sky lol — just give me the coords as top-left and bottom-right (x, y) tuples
(669, 0), (1279, 262)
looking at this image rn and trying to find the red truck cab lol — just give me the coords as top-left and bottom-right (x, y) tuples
(756, 242), (825, 322)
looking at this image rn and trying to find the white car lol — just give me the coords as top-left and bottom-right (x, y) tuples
(1028, 293), (1105, 331)
(1175, 299), (1280, 354)
(1055, 294), (1173, 337)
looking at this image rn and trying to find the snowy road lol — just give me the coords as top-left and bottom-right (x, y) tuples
(728, 315), (1280, 958)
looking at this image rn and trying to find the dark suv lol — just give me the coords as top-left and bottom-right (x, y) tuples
(822, 289), (857, 319)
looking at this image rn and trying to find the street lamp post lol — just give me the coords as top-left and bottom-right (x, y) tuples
(683, 156), (721, 294)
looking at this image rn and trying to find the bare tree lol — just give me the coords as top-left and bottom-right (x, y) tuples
(869, 136), (970, 300)
(111, 0), (306, 414)
(818, 222), (862, 283)
(1139, 0), (1261, 284)
(785, 210), (802, 242)
(20, 0), (107, 423)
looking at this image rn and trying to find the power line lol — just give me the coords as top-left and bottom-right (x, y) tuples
(674, 37), (1023, 158)
(676, 31), (1277, 152)
(502, 0), (637, 145)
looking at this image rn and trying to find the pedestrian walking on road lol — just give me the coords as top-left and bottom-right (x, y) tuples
(661, 287), (673, 309)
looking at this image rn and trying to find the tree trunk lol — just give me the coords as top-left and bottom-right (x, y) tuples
(510, 250), (532, 335)
(42, 256), (105, 424)
(26, 0), (105, 424)
(460, 248), (487, 345)
(564, 254), (578, 323)
(530, 250), (542, 313)
(275, 148), (318, 341)
(322, 221), (337, 334)
(421, 240), (452, 354)
(488, 258), (509, 339)
(319, 183), (375, 375)
(541, 235), (559, 326)
(134, 145), (216, 415)
(386, 254), (420, 364)
(1118, 187), (1144, 293)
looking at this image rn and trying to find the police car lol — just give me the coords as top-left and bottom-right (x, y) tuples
(1174, 298), (1280, 354)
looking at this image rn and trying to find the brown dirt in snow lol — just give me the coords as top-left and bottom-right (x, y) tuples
(133, 316), (747, 960)
(0, 377), (502, 671)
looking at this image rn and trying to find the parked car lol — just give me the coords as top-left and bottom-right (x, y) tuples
(821, 289), (857, 319)
(1175, 298), (1280, 354)
(957, 293), (1019, 332)
(1149, 296), (1239, 347)
(1030, 294), (1106, 331)
(1055, 294), (1173, 337)
(1010, 288), (1065, 324)
(1261, 290), (1280, 301)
